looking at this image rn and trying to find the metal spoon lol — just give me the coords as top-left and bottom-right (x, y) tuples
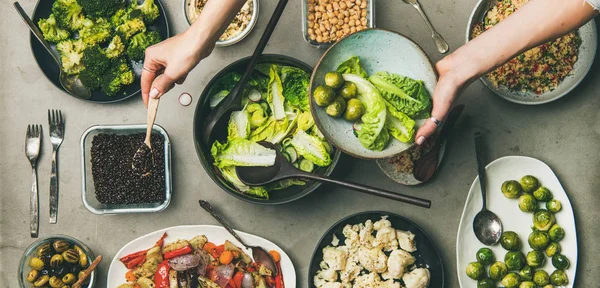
(132, 96), (160, 176)
(472, 132), (503, 245)
(199, 200), (279, 276)
(14, 2), (92, 100)
(401, 0), (449, 54)
(413, 105), (464, 182)
(236, 142), (432, 208)
(202, 0), (289, 145)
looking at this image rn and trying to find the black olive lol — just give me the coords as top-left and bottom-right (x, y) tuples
(55, 265), (68, 278)
(40, 269), (50, 275)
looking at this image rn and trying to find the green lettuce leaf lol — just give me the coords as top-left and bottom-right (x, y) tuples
(385, 104), (416, 143)
(281, 66), (310, 111)
(208, 72), (241, 108)
(246, 103), (268, 128)
(296, 111), (315, 132)
(343, 74), (389, 151)
(219, 166), (269, 199)
(211, 139), (276, 168)
(268, 179), (306, 191)
(267, 66), (286, 120)
(227, 111), (250, 141)
(336, 56), (368, 78)
(369, 72), (432, 119)
(290, 130), (331, 167)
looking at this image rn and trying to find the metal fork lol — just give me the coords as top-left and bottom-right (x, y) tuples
(25, 125), (42, 238)
(48, 110), (64, 224)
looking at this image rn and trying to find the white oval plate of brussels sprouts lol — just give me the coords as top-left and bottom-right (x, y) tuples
(456, 156), (576, 287)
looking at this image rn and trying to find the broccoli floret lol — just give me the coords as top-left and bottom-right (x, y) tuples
(105, 35), (125, 59)
(78, 45), (111, 88)
(78, 18), (112, 45)
(100, 58), (134, 96)
(51, 0), (85, 31)
(78, 67), (100, 88)
(55, 39), (86, 75)
(134, 0), (160, 23)
(38, 14), (70, 42)
(111, 6), (142, 27)
(126, 30), (161, 61)
(78, 0), (125, 18)
(116, 17), (146, 39)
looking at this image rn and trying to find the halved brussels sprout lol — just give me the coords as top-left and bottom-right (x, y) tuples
(325, 97), (347, 118)
(502, 180), (522, 199)
(550, 270), (568, 286)
(313, 85), (336, 106)
(477, 278), (495, 288)
(519, 265), (533, 281)
(533, 209), (556, 231)
(552, 254), (570, 270)
(324, 72), (345, 89)
(545, 242), (561, 257)
(519, 281), (536, 288)
(520, 175), (539, 193)
(546, 199), (562, 213)
(526, 250), (546, 268)
(476, 248), (495, 265)
(505, 251), (526, 271)
(466, 261), (486, 280)
(528, 231), (551, 250)
(501, 231), (521, 251)
(548, 224), (565, 242)
(533, 270), (550, 286)
(501, 272), (521, 288)
(339, 82), (357, 100)
(489, 261), (508, 281)
(518, 194), (537, 213)
(533, 186), (553, 202)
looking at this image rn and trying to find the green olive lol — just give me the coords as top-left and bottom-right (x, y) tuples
(79, 254), (88, 268)
(37, 243), (52, 258)
(550, 270), (568, 286)
(518, 194), (537, 213)
(526, 250), (546, 268)
(33, 274), (50, 287)
(477, 278), (495, 288)
(528, 231), (551, 250)
(501, 231), (521, 251)
(313, 85), (336, 107)
(49, 276), (64, 288)
(533, 209), (555, 231)
(50, 254), (64, 268)
(546, 199), (562, 213)
(520, 175), (539, 193)
(466, 261), (486, 280)
(325, 97), (346, 118)
(548, 224), (565, 242)
(339, 82), (357, 100)
(519, 265), (533, 281)
(62, 273), (76, 285)
(29, 257), (45, 271)
(489, 261), (508, 281)
(343, 99), (364, 121)
(62, 249), (79, 264)
(552, 254), (570, 270)
(476, 247), (495, 265)
(533, 186), (553, 202)
(533, 270), (550, 286)
(324, 72), (344, 89)
(52, 240), (70, 254)
(27, 269), (40, 283)
(505, 251), (526, 271)
(545, 242), (561, 257)
(501, 272), (521, 288)
(501, 180), (522, 199)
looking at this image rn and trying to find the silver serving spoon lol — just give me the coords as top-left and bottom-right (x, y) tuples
(199, 200), (279, 276)
(472, 132), (503, 245)
(132, 97), (160, 176)
(402, 0), (449, 54)
(14, 2), (92, 100)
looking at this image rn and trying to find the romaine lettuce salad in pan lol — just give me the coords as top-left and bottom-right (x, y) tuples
(209, 64), (334, 199)
(314, 56), (433, 151)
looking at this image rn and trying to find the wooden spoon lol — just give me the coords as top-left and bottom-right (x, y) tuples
(132, 96), (160, 176)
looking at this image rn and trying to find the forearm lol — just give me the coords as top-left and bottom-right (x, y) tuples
(444, 0), (598, 85)
(185, 0), (247, 50)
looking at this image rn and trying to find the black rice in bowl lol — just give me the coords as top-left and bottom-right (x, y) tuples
(91, 133), (165, 204)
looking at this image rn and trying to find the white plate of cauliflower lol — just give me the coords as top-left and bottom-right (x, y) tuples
(309, 212), (444, 288)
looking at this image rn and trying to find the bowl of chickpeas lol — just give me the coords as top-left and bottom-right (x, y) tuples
(302, 0), (375, 48)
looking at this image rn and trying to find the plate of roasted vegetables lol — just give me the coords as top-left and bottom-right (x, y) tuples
(30, 0), (169, 102)
(108, 225), (294, 288)
(193, 55), (341, 205)
(310, 29), (437, 159)
(457, 156), (577, 288)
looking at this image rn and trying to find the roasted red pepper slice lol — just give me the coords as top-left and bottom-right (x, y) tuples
(154, 260), (170, 288)
(232, 271), (244, 288)
(154, 232), (168, 248)
(275, 262), (284, 288)
(163, 244), (193, 260)
(120, 232), (168, 269)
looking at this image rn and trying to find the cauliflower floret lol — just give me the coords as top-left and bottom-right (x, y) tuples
(373, 216), (392, 231)
(358, 220), (375, 246)
(396, 230), (417, 252)
(313, 263), (340, 288)
(383, 249), (416, 280)
(402, 268), (430, 288)
(380, 279), (401, 288)
(323, 246), (348, 271)
(357, 246), (387, 273)
(331, 234), (340, 247)
(339, 260), (362, 283)
(343, 224), (360, 250)
(352, 272), (381, 288)
(373, 226), (398, 251)
(322, 282), (343, 288)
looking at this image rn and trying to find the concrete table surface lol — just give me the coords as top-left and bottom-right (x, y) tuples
(1, 0), (599, 287)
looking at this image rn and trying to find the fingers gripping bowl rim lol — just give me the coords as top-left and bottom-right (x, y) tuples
(193, 54), (341, 205)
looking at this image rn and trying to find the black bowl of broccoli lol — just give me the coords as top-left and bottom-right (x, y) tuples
(29, 0), (170, 103)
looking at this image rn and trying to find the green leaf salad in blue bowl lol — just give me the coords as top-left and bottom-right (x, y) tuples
(194, 55), (341, 205)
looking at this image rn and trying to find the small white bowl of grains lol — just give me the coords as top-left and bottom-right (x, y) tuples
(184, 0), (258, 47)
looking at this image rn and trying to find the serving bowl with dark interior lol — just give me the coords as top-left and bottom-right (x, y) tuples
(193, 54), (341, 205)
(28, 0), (170, 103)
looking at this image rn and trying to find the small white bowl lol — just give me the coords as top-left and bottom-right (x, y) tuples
(183, 0), (259, 47)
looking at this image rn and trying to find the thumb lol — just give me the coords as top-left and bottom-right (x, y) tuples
(149, 74), (176, 100)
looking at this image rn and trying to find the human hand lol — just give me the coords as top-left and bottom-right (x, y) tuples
(141, 30), (215, 106)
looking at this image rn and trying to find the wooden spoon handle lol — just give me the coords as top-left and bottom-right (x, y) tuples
(72, 255), (102, 288)
(145, 96), (160, 146)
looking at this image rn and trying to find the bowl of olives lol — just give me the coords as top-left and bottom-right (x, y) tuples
(18, 235), (95, 288)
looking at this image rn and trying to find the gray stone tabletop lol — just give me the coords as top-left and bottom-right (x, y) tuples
(1, 0), (599, 287)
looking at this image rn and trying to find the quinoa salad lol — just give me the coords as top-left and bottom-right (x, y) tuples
(187, 0), (253, 41)
(472, 0), (581, 94)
